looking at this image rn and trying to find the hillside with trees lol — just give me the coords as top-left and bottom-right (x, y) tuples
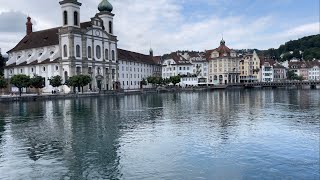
(260, 34), (320, 61)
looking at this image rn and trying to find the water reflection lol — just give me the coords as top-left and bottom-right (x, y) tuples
(0, 89), (319, 179)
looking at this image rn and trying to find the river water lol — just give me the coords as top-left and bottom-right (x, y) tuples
(0, 89), (319, 180)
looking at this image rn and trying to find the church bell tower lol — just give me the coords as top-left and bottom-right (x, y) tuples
(59, 0), (82, 28)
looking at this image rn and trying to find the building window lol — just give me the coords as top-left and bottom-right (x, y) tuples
(96, 45), (101, 59)
(76, 45), (81, 57)
(109, 21), (112, 34)
(55, 65), (59, 71)
(88, 46), (92, 58)
(63, 11), (68, 25)
(63, 45), (67, 57)
(112, 50), (115, 60)
(31, 67), (34, 73)
(43, 66), (46, 72)
(74, 11), (78, 26)
(20, 69), (23, 73)
(105, 49), (109, 60)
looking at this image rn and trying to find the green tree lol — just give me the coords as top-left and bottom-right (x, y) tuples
(0, 76), (7, 95)
(78, 74), (92, 93)
(66, 75), (92, 93)
(11, 74), (31, 96)
(30, 75), (45, 95)
(49, 75), (63, 89)
(169, 75), (181, 85)
(140, 78), (147, 88)
(0, 53), (5, 76)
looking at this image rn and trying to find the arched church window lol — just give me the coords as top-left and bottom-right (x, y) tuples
(105, 49), (109, 60)
(74, 11), (78, 26)
(63, 11), (68, 25)
(109, 21), (112, 34)
(88, 46), (92, 58)
(63, 45), (67, 57)
(112, 50), (115, 61)
(96, 45), (101, 59)
(76, 45), (81, 57)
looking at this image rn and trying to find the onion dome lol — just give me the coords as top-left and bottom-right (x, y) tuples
(220, 38), (225, 45)
(98, 0), (113, 12)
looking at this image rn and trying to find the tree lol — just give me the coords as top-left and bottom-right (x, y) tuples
(30, 75), (45, 95)
(140, 78), (147, 88)
(78, 74), (92, 93)
(0, 76), (7, 95)
(170, 75), (181, 85)
(49, 75), (63, 89)
(66, 75), (92, 93)
(11, 74), (31, 96)
(0, 53), (5, 76)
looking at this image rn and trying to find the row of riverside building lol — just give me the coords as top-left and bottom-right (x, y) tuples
(3, 0), (320, 93)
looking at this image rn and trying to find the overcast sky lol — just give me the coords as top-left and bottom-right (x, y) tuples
(0, 0), (319, 55)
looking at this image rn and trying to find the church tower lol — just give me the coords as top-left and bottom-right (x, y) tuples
(59, 0), (82, 28)
(97, 0), (114, 35)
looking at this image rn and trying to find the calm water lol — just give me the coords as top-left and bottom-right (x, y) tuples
(0, 89), (319, 180)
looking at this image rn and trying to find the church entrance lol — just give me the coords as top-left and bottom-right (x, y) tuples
(95, 75), (104, 92)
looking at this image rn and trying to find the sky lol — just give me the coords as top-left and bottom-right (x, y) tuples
(0, 0), (319, 56)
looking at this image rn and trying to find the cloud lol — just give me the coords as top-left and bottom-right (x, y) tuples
(0, 0), (319, 55)
(0, 11), (30, 32)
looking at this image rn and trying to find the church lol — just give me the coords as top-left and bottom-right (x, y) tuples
(4, 0), (160, 93)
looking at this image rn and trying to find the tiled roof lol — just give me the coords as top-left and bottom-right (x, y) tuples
(117, 49), (157, 65)
(7, 22), (92, 53)
(163, 52), (192, 65)
(7, 28), (60, 53)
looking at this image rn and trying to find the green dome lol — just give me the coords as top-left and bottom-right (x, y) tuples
(220, 39), (225, 45)
(98, 0), (113, 12)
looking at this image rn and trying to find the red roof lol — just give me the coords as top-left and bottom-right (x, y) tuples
(117, 49), (157, 65)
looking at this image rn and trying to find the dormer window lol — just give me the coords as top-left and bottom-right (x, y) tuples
(39, 53), (42, 57)
(50, 51), (54, 55)
(17, 56), (21, 60)
(28, 54), (31, 58)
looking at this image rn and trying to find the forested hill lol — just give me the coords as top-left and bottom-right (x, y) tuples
(260, 34), (320, 61)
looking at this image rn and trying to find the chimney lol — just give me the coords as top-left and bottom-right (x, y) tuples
(26, 16), (33, 35)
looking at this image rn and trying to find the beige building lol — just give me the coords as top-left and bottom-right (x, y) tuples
(240, 51), (260, 82)
(206, 39), (240, 84)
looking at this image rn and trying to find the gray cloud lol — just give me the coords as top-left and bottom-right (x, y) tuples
(0, 0), (318, 55)
(0, 11), (30, 32)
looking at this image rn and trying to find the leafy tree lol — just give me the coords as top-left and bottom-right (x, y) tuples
(0, 53), (5, 76)
(0, 76), (7, 95)
(30, 75), (45, 95)
(141, 78), (147, 85)
(78, 74), (92, 93)
(66, 75), (92, 93)
(169, 75), (181, 85)
(49, 75), (63, 88)
(66, 76), (78, 93)
(11, 74), (31, 96)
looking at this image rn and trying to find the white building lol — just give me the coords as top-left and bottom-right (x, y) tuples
(261, 61), (274, 82)
(5, 0), (119, 93)
(118, 49), (161, 89)
(162, 53), (193, 79)
(308, 60), (320, 81)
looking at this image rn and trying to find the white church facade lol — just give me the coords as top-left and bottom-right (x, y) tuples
(4, 0), (160, 93)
